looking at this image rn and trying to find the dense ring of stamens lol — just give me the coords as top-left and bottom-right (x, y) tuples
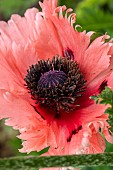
(25, 55), (86, 114)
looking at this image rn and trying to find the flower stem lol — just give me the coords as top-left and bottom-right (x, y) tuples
(0, 152), (113, 169)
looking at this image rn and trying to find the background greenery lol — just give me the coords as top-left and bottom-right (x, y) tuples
(0, 0), (113, 169)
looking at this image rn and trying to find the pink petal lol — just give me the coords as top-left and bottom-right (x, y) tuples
(81, 35), (111, 83)
(0, 89), (39, 130)
(0, 8), (39, 47)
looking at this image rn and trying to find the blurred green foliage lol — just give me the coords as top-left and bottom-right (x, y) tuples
(76, 0), (113, 37)
(0, 0), (113, 170)
(0, 0), (38, 20)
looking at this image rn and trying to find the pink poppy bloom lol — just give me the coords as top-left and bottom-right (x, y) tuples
(0, 0), (113, 157)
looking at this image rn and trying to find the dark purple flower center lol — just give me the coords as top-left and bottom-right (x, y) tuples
(38, 70), (67, 89)
(25, 53), (86, 115)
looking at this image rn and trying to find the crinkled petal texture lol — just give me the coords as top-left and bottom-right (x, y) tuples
(0, 0), (113, 156)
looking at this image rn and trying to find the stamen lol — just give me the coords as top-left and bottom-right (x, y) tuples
(25, 53), (86, 114)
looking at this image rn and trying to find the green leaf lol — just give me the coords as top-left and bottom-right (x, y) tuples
(90, 95), (100, 104)
(100, 87), (113, 106)
(91, 87), (113, 132)
(1, 153), (113, 169)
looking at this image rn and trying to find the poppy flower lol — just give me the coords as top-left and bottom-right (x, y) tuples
(0, 0), (113, 156)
